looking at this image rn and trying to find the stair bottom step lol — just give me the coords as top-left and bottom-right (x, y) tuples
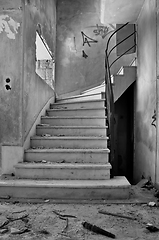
(0, 177), (130, 200)
(15, 163), (111, 180)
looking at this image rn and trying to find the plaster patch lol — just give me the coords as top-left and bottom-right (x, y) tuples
(0, 15), (20, 39)
(61, 58), (70, 67)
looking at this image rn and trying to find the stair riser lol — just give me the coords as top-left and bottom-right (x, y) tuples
(51, 101), (105, 109)
(15, 168), (110, 180)
(46, 109), (105, 117)
(0, 185), (130, 200)
(30, 138), (107, 149)
(41, 118), (106, 126)
(36, 127), (107, 137)
(24, 151), (109, 163)
(56, 93), (103, 103)
(82, 86), (105, 96)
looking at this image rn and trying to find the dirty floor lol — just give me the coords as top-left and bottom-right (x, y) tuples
(0, 185), (159, 240)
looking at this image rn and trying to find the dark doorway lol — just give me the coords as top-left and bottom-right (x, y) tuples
(114, 83), (134, 183)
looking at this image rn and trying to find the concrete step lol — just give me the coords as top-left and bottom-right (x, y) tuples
(41, 116), (107, 126)
(36, 125), (107, 137)
(81, 83), (105, 95)
(51, 99), (105, 109)
(56, 92), (104, 103)
(24, 148), (110, 164)
(0, 176), (131, 200)
(30, 136), (108, 149)
(15, 163), (111, 180)
(46, 108), (106, 117)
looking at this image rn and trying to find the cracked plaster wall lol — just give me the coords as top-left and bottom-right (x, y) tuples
(22, 0), (56, 141)
(0, 0), (56, 171)
(134, 0), (157, 183)
(0, 0), (23, 166)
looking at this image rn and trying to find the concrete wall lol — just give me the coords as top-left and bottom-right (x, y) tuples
(134, 0), (157, 183)
(0, 1), (23, 167)
(55, 0), (109, 96)
(56, 0), (136, 97)
(156, 0), (159, 187)
(22, 0), (56, 142)
(0, 0), (56, 173)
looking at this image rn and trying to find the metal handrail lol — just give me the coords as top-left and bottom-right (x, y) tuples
(106, 22), (129, 53)
(108, 30), (136, 58)
(109, 43), (136, 68)
(105, 23), (136, 177)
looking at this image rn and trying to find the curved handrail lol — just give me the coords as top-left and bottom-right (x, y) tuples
(108, 30), (136, 58)
(109, 43), (136, 68)
(106, 22), (129, 53)
(104, 22), (136, 177)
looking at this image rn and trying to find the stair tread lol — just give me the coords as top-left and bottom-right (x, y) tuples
(25, 148), (110, 153)
(42, 116), (107, 119)
(31, 136), (108, 139)
(15, 163), (111, 168)
(53, 99), (105, 105)
(56, 92), (105, 102)
(37, 125), (108, 128)
(48, 107), (106, 111)
(0, 176), (130, 188)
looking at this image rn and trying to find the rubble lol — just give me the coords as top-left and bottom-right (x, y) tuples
(98, 210), (137, 220)
(148, 201), (156, 207)
(146, 223), (159, 232)
(0, 185), (158, 239)
(82, 221), (116, 239)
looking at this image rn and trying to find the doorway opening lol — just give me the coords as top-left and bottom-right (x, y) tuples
(114, 83), (134, 183)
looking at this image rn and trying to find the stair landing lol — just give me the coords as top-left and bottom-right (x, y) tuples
(0, 176), (130, 201)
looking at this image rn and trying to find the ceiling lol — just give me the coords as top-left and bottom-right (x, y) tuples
(100, 0), (145, 24)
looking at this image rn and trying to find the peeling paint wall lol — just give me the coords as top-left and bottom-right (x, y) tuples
(0, 0), (56, 170)
(0, 0), (23, 164)
(134, 0), (157, 183)
(22, 0), (56, 141)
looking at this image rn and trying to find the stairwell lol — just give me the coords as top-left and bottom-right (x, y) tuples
(0, 92), (130, 201)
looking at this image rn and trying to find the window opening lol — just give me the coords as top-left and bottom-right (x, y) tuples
(35, 31), (55, 89)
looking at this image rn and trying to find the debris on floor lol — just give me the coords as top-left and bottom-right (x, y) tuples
(146, 223), (159, 232)
(98, 210), (137, 220)
(140, 178), (154, 190)
(148, 201), (156, 207)
(82, 221), (116, 238)
(0, 185), (158, 239)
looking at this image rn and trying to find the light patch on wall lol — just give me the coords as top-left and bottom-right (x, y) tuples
(0, 15), (20, 39)
(36, 32), (52, 60)
(61, 58), (70, 67)
(65, 37), (77, 53)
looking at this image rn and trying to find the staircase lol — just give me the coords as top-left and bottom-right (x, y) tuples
(0, 92), (130, 201)
(81, 66), (137, 102)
